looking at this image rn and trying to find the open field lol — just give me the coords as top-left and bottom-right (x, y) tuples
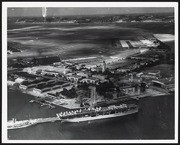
(8, 23), (158, 60)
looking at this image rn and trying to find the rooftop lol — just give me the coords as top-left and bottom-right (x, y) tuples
(21, 77), (50, 86)
(12, 71), (37, 80)
(152, 77), (174, 85)
(36, 81), (67, 90)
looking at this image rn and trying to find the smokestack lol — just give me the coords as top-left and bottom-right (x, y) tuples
(42, 7), (47, 21)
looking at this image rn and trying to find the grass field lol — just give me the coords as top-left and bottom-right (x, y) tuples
(7, 22), (174, 60)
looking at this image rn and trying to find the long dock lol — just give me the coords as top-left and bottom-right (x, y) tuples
(8, 116), (61, 130)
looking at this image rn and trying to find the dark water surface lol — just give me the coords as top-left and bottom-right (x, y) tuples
(8, 88), (174, 140)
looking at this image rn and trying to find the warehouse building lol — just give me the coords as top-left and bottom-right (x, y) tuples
(151, 77), (174, 90)
(120, 40), (129, 48)
(19, 78), (52, 90)
(33, 81), (71, 94)
(136, 70), (161, 79)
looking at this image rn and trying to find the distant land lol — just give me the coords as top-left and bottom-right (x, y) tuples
(8, 7), (174, 17)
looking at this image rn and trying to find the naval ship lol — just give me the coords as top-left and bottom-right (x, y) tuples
(57, 103), (138, 122)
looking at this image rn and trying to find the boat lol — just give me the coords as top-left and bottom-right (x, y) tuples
(29, 100), (34, 103)
(57, 103), (138, 123)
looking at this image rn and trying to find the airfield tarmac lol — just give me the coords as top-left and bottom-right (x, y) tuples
(8, 23), (151, 59)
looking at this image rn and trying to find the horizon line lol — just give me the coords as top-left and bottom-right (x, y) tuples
(8, 12), (174, 18)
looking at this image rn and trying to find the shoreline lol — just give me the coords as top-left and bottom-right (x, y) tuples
(8, 85), (172, 110)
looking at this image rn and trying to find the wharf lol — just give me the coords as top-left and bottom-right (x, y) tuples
(8, 117), (60, 130)
(15, 82), (170, 110)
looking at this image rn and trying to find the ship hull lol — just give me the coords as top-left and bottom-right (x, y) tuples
(61, 108), (138, 123)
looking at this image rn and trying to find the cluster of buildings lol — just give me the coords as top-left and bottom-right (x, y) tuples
(85, 80), (146, 107)
(8, 50), (174, 101)
(8, 69), (73, 95)
(115, 58), (157, 74)
(8, 71), (37, 85)
(7, 35), (174, 108)
(136, 70), (161, 80)
(151, 79), (174, 92)
(119, 36), (159, 49)
(7, 60), (109, 98)
(65, 61), (107, 85)
(135, 70), (174, 92)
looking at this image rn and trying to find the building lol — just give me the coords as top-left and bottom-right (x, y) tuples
(140, 39), (156, 47)
(41, 70), (59, 77)
(66, 75), (82, 83)
(130, 56), (147, 60)
(14, 78), (25, 84)
(24, 65), (72, 75)
(80, 77), (99, 84)
(151, 78), (174, 90)
(120, 40), (129, 48)
(89, 86), (97, 106)
(76, 72), (89, 78)
(33, 81), (71, 94)
(10, 71), (38, 81)
(94, 65), (103, 72)
(136, 70), (161, 79)
(118, 82), (145, 95)
(140, 48), (149, 53)
(129, 40), (146, 48)
(74, 63), (83, 70)
(102, 61), (106, 72)
(129, 73), (134, 82)
(7, 50), (13, 54)
(119, 85), (136, 95)
(19, 78), (52, 90)
(116, 68), (131, 73)
(92, 74), (107, 81)
(53, 62), (63, 66)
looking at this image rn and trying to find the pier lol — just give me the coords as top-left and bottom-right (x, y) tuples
(8, 116), (61, 130)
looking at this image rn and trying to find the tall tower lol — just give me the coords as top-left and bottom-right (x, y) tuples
(42, 7), (47, 22)
(89, 86), (97, 106)
(102, 61), (106, 72)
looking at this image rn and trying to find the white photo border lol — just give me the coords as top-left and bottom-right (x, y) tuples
(2, 2), (179, 144)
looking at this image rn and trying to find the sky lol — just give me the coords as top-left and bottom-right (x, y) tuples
(8, 7), (174, 17)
